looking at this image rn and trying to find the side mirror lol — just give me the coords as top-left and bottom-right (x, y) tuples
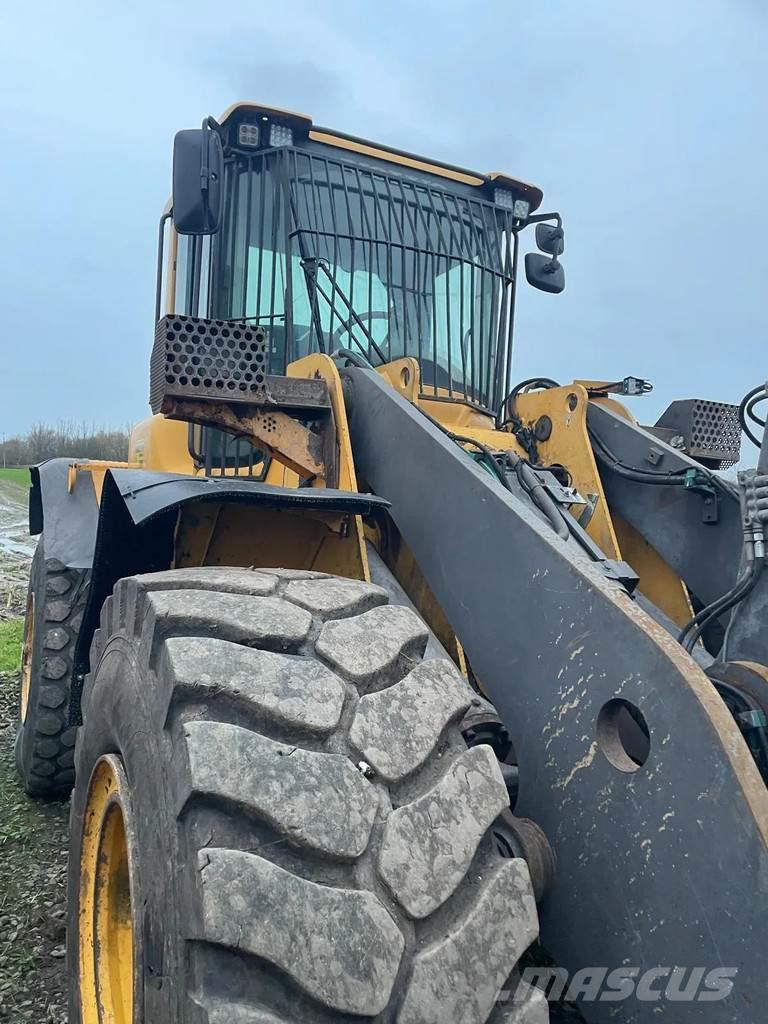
(525, 253), (565, 294)
(172, 128), (223, 235)
(535, 223), (565, 256)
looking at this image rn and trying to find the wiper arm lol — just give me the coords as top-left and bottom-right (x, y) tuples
(300, 257), (387, 365)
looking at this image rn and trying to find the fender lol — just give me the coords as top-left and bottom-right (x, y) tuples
(29, 458), (101, 568)
(32, 466), (388, 723)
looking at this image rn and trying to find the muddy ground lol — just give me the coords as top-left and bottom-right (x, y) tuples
(0, 476), (35, 621)
(0, 477), (67, 1023)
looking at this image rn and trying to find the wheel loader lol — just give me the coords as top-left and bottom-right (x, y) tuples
(15, 102), (768, 1023)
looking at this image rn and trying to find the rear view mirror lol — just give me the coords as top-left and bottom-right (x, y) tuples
(525, 253), (565, 294)
(172, 128), (223, 235)
(535, 223), (565, 256)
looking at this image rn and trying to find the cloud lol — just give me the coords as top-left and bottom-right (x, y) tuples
(1, 0), (767, 441)
(206, 57), (341, 114)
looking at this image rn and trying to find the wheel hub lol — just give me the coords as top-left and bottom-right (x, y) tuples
(79, 754), (135, 1024)
(19, 591), (34, 724)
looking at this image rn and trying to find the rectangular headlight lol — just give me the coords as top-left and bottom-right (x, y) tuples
(269, 124), (293, 148)
(493, 188), (530, 221)
(493, 187), (515, 209)
(238, 123), (260, 147)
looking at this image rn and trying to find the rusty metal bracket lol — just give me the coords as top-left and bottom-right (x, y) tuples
(162, 396), (336, 485)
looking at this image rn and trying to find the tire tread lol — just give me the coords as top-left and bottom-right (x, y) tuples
(78, 567), (542, 1023)
(17, 541), (89, 796)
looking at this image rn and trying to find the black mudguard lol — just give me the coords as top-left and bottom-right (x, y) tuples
(30, 464), (388, 723)
(29, 458), (100, 568)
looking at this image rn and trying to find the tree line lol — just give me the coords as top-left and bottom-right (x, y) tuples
(0, 422), (130, 466)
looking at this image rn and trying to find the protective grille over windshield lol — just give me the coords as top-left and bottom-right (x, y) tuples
(212, 147), (518, 412)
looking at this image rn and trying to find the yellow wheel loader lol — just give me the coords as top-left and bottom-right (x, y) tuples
(16, 102), (768, 1023)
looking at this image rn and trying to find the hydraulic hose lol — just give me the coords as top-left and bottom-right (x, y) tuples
(589, 430), (689, 486)
(507, 454), (570, 541)
(739, 383), (768, 450)
(679, 559), (763, 653)
(446, 432), (570, 541)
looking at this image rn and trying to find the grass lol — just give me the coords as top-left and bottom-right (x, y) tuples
(0, 659), (69, 1021)
(0, 468), (29, 488)
(0, 620), (23, 675)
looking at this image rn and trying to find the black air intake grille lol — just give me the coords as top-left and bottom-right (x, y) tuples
(150, 315), (268, 414)
(688, 400), (741, 466)
(655, 399), (741, 469)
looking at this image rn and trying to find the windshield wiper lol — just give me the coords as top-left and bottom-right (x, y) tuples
(300, 256), (387, 365)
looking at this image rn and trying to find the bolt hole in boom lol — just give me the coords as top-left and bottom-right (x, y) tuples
(596, 698), (650, 772)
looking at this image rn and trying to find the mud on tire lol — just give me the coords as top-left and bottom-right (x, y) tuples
(15, 537), (89, 797)
(69, 567), (547, 1023)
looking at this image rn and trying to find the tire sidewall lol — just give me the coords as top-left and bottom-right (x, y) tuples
(68, 639), (189, 1024)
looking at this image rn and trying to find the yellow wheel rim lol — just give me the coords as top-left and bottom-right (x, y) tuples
(79, 755), (135, 1024)
(20, 591), (34, 724)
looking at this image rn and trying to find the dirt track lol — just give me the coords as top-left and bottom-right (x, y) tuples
(0, 477), (67, 1022)
(0, 478), (35, 620)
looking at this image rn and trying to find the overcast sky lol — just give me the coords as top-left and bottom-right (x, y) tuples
(2, 0), (766, 449)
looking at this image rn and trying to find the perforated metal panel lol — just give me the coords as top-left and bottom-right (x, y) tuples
(655, 399), (741, 468)
(150, 315), (268, 413)
(689, 400), (741, 466)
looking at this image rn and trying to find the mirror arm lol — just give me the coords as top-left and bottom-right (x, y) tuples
(525, 211), (562, 229)
(198, 117), (222, 230)
(200, 123), (212, 196)
(154, 211), (172, 325)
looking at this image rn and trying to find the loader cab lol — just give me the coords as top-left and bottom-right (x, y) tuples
(160, 103), (561, 424)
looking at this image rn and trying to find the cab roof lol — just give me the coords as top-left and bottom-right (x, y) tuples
(216, 101), (544, 213)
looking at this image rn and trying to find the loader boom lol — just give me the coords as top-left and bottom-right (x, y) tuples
(344, 366), (768, 1022)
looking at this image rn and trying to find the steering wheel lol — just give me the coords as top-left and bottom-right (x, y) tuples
(331, 310), (389, 349)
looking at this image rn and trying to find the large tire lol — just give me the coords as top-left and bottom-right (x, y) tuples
(15, 537), (89, 796)
(69, 567), (546, 1023)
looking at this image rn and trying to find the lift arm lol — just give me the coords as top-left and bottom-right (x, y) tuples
(343, 367), (768, 1024)
(587, 402), (743, 607)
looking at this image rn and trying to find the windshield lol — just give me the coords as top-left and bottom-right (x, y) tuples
(210, 146), (518, 411)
